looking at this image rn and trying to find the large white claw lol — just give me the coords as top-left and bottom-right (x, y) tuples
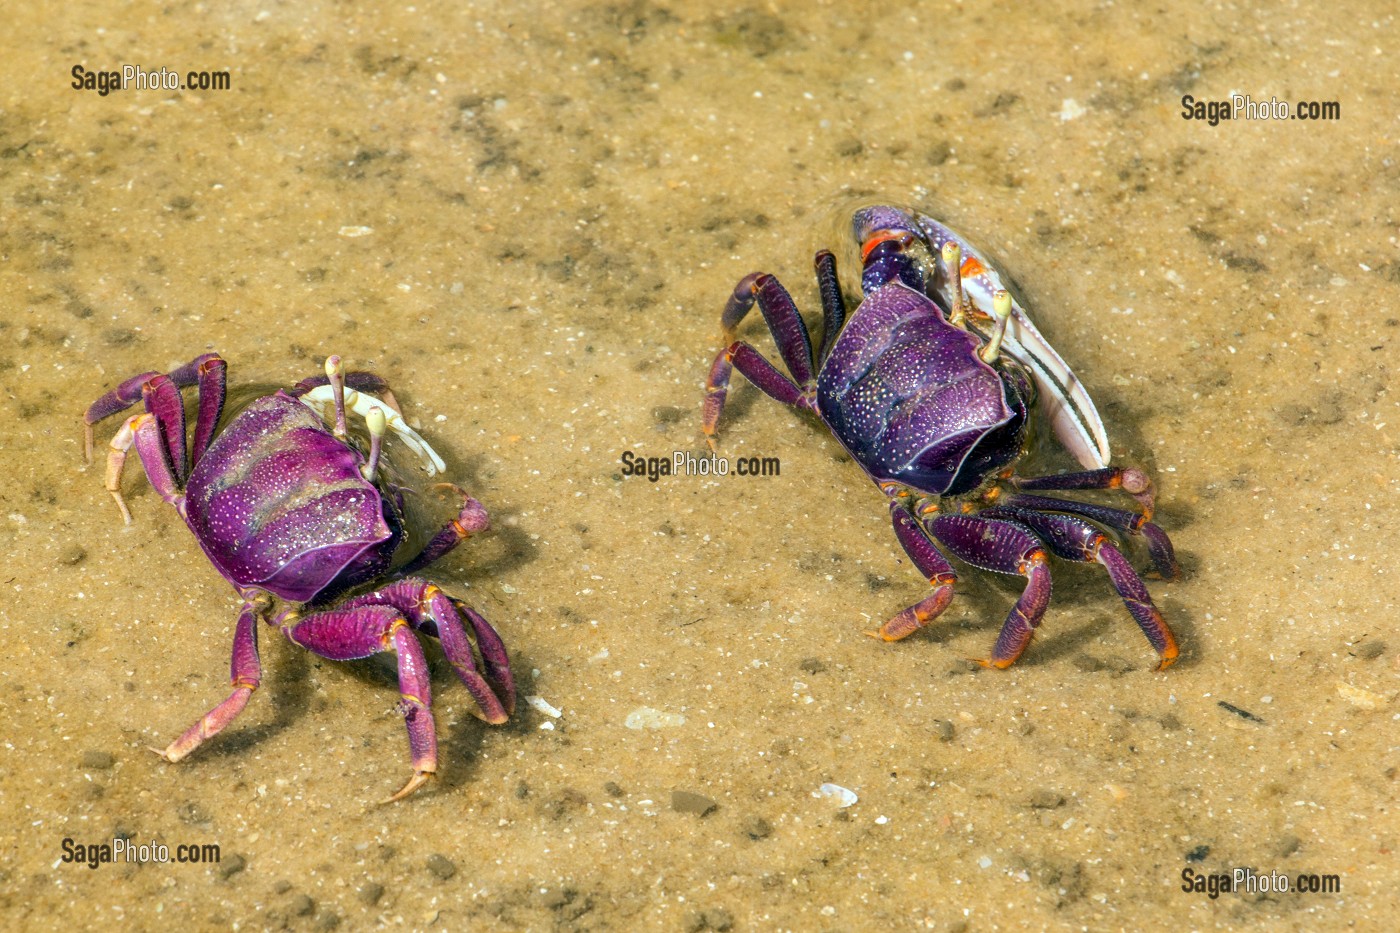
(917, 214), (1111, 470)
(299, 385), (446, 475)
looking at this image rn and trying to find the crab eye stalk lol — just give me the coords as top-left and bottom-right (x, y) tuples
(362, 406), (386, 481)
(325, 355), (348, 437)
(979, 290), (1014, 364)
(941, 240), (966, 327)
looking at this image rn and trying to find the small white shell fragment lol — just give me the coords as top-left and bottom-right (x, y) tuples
(338, 225), (373, 237)
(526, 695), (562, 718)
(816, 783), (858, 808)
(624, 707), (685, 730)
(1059, 98), (1087, 121)
(1336, 682), (1383, 709)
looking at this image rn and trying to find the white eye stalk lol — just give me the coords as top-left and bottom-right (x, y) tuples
(362, 406), (387, 481)
(299, 384), (446, 476)
(978, 290), (1013, 364)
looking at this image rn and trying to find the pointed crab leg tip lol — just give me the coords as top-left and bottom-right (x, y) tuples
(148, 746), (174, 761)
(381, 770), (434, 804)
(325, 355), (343, 377)
(1154, 654), (1179, 672)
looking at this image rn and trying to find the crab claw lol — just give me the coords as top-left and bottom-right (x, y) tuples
(914, 213), (1112, 470)
(382, 769), (435, 804)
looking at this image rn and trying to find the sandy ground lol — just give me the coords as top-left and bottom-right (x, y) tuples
(1, 1), (1396, 930)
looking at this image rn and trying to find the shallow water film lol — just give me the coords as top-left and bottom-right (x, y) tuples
(2, 2), (1396, 930)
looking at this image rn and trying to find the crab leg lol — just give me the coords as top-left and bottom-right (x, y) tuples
(813, 250), (848, 363)
(182, 355), (227, 467)
(926, 513), (1053, 669)
(342, 579), (515, 723)
(277, 605), (438, 802)
(104, 413), (184, 524)
(982, 506), (1178, 669)
(1002, 492), (1178, 580)
(706, 272), (824, 447)
(720, 273), (817, 384)
(868, 501), (958, 641)
(140, 375), (189, 484)
(703, 342), (814, 448)
(157, 599), (264, 762)
(83, 352), (223, 464)
(394, 486), (491, 577)
(1011, 466), (1157, 519)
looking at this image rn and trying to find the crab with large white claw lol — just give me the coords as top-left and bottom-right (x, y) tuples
(703, 205), (1180, 670)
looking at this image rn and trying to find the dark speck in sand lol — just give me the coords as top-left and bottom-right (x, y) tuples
(426, 854), (456, 880)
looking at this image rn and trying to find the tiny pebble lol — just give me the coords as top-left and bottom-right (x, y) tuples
(218, 854), (247, 880)
(79, 750), (114, 770)
(604, 781), (625, 797)
(672, 790), (718, 817)
(273, 880), (292, 895)
(425, 854), (456, 880)
(1028, 789), (1066, 809)
(978, 856), (993, 869)
(798, 657), (826, 674)
(933, 719), (955, 742)
(1355, 640), (1386, 660)
(704, 907), (734, 931)
(59, 544), (87, 566)
(1185, 845), (1210, 863)
(744, 816), (772, 840)
(315, 913), (341, 931)
(357, 882), (384, 905)
(290, 894), (315, 917)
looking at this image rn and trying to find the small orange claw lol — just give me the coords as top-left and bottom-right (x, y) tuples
(382, 769), (434, 804)
(970, 657), (1013, 670)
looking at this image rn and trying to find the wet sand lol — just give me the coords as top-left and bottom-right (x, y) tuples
(2, 1), (1395, 930)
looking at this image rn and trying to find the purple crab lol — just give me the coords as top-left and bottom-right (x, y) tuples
(84, 353), (515, 801)
(703, 205), (1181, 670)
